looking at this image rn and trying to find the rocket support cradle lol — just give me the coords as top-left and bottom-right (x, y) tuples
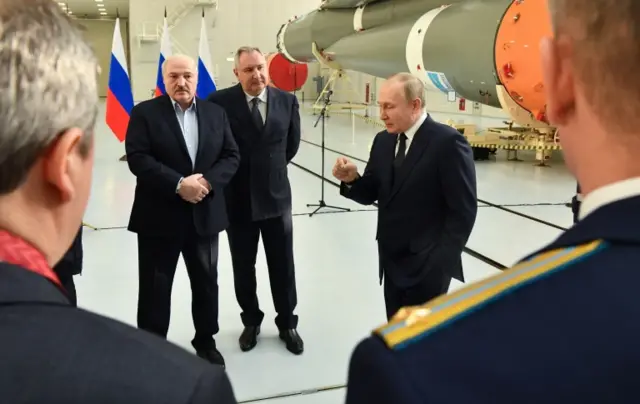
(276, 0), (553, 129)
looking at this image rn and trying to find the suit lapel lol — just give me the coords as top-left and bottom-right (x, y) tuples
(385, 117), (433, 204)
(194, 97), (207, 169)
(263, 87), (276, 134)
(233, 83), (265, 135)
(378, 133), (396, 203)
(160, 95), (191, 161)
(233, 83), (252, 117)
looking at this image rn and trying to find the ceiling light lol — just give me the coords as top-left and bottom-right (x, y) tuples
(100, 12), (107, 15)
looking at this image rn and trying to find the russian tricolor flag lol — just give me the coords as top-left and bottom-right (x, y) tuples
(155, 9), (173, 97)
(196, 9), (216, 98)
(105, 14), (134, 143)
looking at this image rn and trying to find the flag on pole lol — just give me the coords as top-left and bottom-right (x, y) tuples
(196, 9), (216, 98)
(105, 13), (134, 143)
(154, 8), (172, 97)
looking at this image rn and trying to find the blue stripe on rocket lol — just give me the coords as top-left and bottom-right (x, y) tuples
(427, 72), (454, 93)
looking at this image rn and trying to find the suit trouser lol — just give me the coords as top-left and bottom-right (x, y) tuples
(226, 213), (298, 329)
(383, 266), (452, 321)
(136, 224), (220, 351)
(59, 275), (77, 307)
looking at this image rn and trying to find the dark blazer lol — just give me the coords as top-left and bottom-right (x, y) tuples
(345, 194), (640, 404)
(207, 84), (301, 223)
(340, 116), (477, 285)
(53, 227), (83, 279)
(0, 262), (237, 403)
(125, 95), (240, 236)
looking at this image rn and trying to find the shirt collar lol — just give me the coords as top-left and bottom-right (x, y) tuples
(579, 177), (640, 219)
(403, 112), (427, 141)
(245, 88), (268, 104)
(171, 97), (197, 111)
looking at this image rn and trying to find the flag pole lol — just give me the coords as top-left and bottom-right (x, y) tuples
(116, 7), (127, 162)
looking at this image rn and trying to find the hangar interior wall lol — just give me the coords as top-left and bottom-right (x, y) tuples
(125, 0), (508, 122)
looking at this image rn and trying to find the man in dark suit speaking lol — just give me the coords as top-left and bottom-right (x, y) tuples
(207, 46), (303, 355)
(333, 73), (477, 320)
(126, 54), (240, 367)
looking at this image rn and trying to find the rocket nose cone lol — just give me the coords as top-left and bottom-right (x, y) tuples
(494, 0), (552, 119)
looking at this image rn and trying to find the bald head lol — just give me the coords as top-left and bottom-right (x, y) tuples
(162, 54), (197, 107)
(546, 0), (640, 133)
(378, 73), (425, 134)
(162, 54), (196, 76)
(387, 73), (426, 108)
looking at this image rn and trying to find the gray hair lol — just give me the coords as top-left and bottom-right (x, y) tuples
(388, 73), (426, 108)
(0, 0), (98, 195)
(234, 46), (263, 67)
(161, 54), (197, 76)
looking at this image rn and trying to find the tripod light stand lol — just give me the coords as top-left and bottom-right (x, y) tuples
(306, 90), (350, 217)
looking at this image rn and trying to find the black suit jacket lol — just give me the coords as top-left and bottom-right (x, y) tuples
(0, 262), (237, 403)
(125, 95), (240, 236)
(53, 227), (83, 279)
(340, 116), (477, 286)
(207, 84), (301, 223)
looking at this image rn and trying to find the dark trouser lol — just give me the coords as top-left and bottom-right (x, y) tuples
(226, 214), (298, 330)
(571, 195), (581, 224)
(59, 275), (77, 307)
(572, 182), (581, 224)
(136, 227), (220, 351)
(383, 267), (452, 321)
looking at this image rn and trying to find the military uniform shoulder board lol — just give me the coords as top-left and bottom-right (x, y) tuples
(374, 239), (607, 350)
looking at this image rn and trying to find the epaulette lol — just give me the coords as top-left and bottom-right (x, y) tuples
(374, 239), (607, 350)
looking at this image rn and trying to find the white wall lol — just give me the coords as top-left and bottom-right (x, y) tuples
(128, 0), (323, 102)
(77, 18), (130, 98)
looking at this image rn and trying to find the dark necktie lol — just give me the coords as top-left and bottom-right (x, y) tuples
(394, 133), (407, 166)
(392, 133), (407, 184)
(251, 97), (264, 129)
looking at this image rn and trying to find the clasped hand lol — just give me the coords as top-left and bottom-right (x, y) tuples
(178, 173), (210, 204)
(332, 156), (358, 183)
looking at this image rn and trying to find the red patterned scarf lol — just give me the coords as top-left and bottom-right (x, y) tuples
(0, 230), (62, 287)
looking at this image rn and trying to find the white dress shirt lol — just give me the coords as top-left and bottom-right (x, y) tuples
(171, 97), (199, 167)
(395, 112), (427, 156)
(579, 177), (640, 219)
(245, 88), (267, 123)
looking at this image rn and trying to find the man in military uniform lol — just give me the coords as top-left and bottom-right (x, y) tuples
(344, 1), (640, 402)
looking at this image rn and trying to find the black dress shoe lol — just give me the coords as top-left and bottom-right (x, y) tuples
(279, 329), (304, 355)
(239, 326), (260, 352)
(196, 347), (225, 368)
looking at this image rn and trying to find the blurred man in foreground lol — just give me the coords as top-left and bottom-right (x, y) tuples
(345, 1), (640, 402)
(0, 1), (236, 402)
